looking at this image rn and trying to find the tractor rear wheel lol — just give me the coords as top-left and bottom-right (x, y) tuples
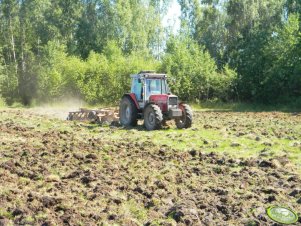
(144, 104), (163, 131)
(175, 104), (192, 129)
(119, 96), (138, 127)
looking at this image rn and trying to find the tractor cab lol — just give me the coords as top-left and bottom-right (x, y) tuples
(131, 71), (170, 108)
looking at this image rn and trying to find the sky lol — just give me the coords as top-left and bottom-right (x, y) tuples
(162, 0), (181, 33)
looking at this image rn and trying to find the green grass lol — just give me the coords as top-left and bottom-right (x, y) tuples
(0, 208), (13, 220)
(122, 199), (148, 222)
(191, 101), (301, 112)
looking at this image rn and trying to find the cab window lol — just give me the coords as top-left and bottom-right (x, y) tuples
(131, 78), (142, 100)
(146, 79), (161, 95)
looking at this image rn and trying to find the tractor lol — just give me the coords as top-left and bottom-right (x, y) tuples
(119, 71), (193, 130)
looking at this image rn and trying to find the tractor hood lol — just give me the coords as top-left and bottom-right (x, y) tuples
(149, 94), (178, 112)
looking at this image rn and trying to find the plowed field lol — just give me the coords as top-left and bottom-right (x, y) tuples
(0, 109), (300, 225)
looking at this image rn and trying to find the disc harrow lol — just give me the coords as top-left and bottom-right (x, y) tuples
(67, 108), (119, 124)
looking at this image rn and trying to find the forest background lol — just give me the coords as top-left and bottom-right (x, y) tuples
(0, 0), (300, 108)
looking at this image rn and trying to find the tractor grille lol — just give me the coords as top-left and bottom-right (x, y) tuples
(169, 97), (178, 106)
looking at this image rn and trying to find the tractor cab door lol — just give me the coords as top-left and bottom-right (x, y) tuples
(131, 78), (144, 105)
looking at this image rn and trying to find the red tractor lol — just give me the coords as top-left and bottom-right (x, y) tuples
(119, 71), (193, 130)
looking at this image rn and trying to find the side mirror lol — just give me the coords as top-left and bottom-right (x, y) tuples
(138, 78), (142, 83)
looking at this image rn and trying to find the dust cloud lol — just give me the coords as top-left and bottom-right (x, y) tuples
(29, 98), (86, 120)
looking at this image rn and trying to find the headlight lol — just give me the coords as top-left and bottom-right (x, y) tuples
(168, 97), (178, 106)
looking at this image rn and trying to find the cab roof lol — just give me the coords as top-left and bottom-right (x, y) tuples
(131, 71), (167, 79)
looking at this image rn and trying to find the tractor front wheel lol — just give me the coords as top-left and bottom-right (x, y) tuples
(119, 96), (138, 127)
(175, 104), (192, 129)
(144, 104), (163, 131)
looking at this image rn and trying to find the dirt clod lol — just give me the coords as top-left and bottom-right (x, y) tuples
(289, 189), (301, 197)
(189, 149), (197, 157)
(81, 176), (93, 184)
(166, 207), (184, 223)
(231, 142), (240, 147)
(258, 160), (273, 168)
(12, 208), (23, 217)
(86, 153), (97, 160)
(41, 196), (58, 208)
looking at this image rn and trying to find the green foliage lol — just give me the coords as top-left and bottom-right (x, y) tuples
(37, 41), (82, 101)
(11, 102), (24, 108)
(0, 65), (19, 105)
(161, 36), (236, 101)
(0, 60), (4, 107)
(209, 65), (238, 101)
(0, 95), (6, 107)
(261, 14), (301, 103)
(78, 42), (159, 104)
(178, 0), (301, 104)
(178, 0), (227, 68)
(161, 36), (215, 100)
(75, 0), (169, 58)
(34, 41), (159, 104)
(232, 13), (301, 103)
(292, 97), (301, 109)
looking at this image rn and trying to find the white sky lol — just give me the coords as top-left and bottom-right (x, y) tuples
(162, 0), (181, 33)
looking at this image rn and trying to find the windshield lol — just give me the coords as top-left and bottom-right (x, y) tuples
(145, 79), (167, 96)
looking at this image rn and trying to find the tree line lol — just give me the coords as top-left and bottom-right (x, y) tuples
(0, 0), (300, 106)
